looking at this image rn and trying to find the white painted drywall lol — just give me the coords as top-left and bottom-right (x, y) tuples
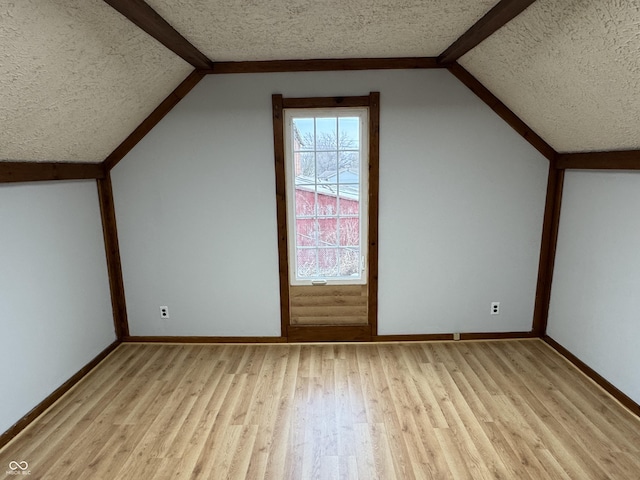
(111, 69), (548, 337)
(0, 181), (115, 435)
(375, 72), (548, 334)
(548, 170), (640, 405)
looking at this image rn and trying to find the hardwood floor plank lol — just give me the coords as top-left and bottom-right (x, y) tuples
(353, 422), (380, 479)
(434, 427), (475, 480)
(379, 347), (434, 459)
(320, 455), (339, 480)
(401, 345), (450, 429)
(503, 351), (636, 478)
(21, 347), (161, 474)
(491, 395), (567, 480)
(338, 455), (359, 480)
(479, 421), (539, 480)
(530, 341), (640, 446)
(77, 425), (144, 479)
(160, 357), (227, 459)
(173, 374), (236, 478)
(6, 344), (135, 459)
(230, 424), (260, 478)
(262, 345), (300, 480)
(2, 340), (639, 479)
(472, 349), (579, 479)
(345, 347), (369, 425)
(419, 362), (461, 428)
(436, 366), (512, 479)
(500, 342), (634, 461)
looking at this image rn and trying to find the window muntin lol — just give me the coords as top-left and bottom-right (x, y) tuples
(285, 108), (368, 285)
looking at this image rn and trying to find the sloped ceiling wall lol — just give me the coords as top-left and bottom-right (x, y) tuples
(144, 0), (498, 60)
(0, 0), (192, 163)
(1, 0), (639, 162)
(460, 0), (640, 153)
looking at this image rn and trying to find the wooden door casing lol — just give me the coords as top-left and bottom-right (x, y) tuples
(272, 93), (380, 342)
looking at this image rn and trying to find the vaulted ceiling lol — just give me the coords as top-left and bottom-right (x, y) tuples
(144, 0), (498, 60)
(1, 0), (639, 164)
(461, 0), (640, 153)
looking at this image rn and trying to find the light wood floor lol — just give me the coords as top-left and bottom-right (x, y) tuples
(1, 339), (639, 479)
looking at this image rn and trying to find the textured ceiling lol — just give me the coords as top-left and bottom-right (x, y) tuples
(2, 0), (639, 163)
(460, 0), (640, 153)
(145, 0), (499, 61)
(0, 0), (192, 163)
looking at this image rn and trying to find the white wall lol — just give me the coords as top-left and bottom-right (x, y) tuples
(111, 69), (548, 337)
(376, 73), (548, 334)
(548, 170), (640, 405)
(0, 180), (115, 434)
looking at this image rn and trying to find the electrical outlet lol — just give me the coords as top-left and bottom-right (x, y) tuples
(160, 306), (169, 319)
(453, 332), (461, 341)
(491, 302), (500, 315)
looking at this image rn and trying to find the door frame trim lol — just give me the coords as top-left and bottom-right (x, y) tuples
(271, 93), (380, 341)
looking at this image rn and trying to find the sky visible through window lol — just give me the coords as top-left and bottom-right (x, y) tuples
(293, 117), (360, 145)
(292, 116), (360, 188)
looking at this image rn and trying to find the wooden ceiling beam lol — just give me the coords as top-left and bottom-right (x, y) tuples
(448, 62), (557, 162)
(104, 70), (205, 171)
(103, 0), (212, 69)
(438, 0), (538, 65)
(204, 57), (441, 74)
(557, 150), (640, 170)
(0, 162), (105, 183)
